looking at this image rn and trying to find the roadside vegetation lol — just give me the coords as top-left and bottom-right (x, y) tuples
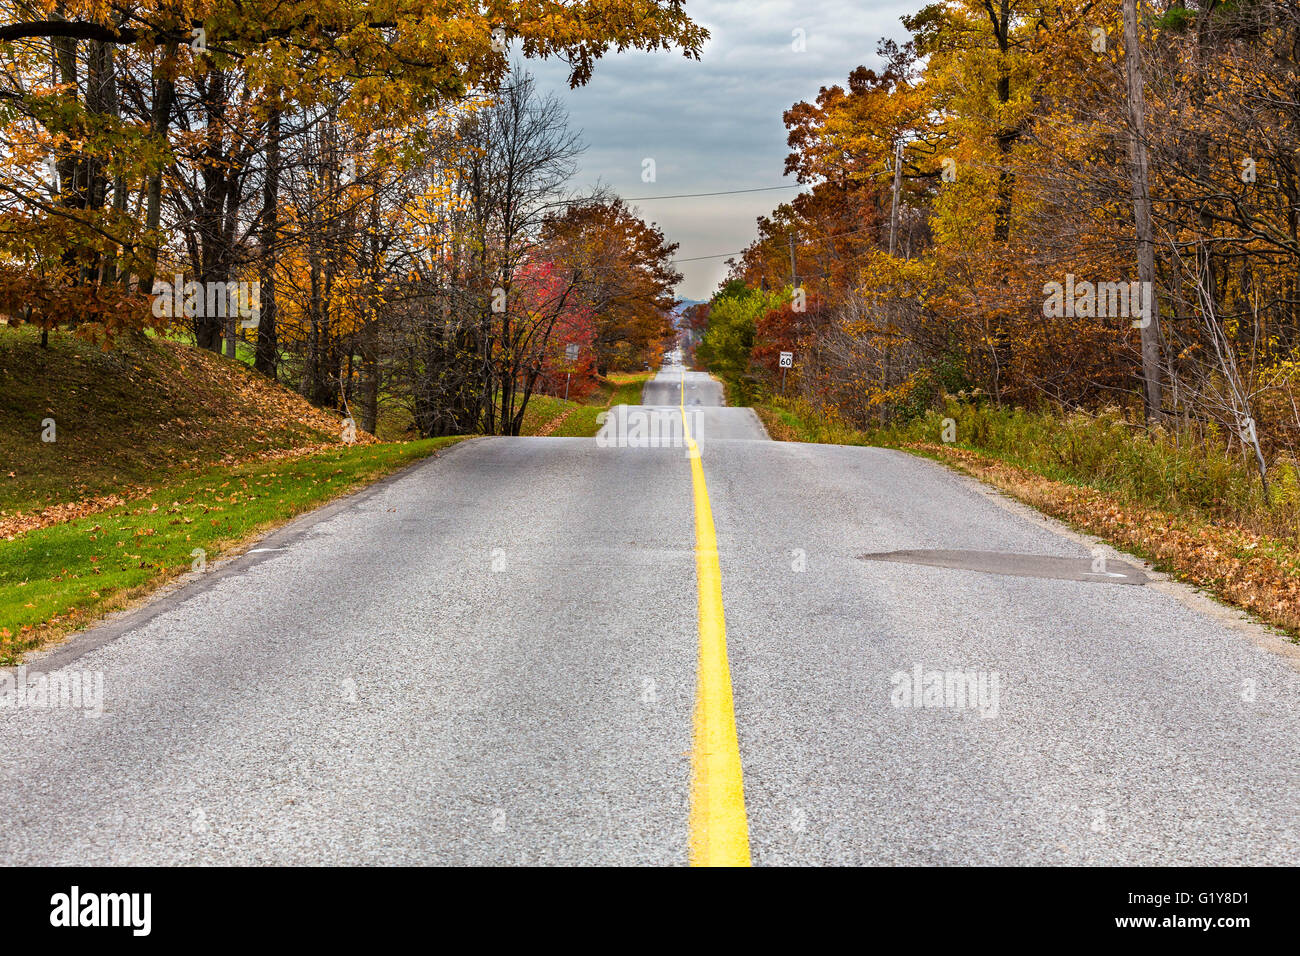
(0, 3), (697, 440)
(519, 371), (654, 438)
(0, 327), (355, 523)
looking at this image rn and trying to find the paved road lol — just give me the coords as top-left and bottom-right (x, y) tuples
(633, 365), (768, 441)
(2, 364), (1298, 864)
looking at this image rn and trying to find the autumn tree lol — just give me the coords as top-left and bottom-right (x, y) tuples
(541, 196), (682, 374)
(0, 0), (707, 349)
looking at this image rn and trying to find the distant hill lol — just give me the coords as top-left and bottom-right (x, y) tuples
(670, 299), (705, 330)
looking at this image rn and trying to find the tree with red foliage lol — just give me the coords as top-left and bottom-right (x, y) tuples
(505, 259), (597, 405)
(542, 197), (681, 374)
(752, 292), (827, 380)
(527, 263), (599, 400)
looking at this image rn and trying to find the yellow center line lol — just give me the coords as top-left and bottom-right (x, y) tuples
(681, 367), (751, 867)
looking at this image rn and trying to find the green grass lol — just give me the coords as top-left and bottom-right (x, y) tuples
(606, 372), (653, 406)
(0, 324), (470, 659)
(0, 437), (465, 662)
(518, 394), (569, 435)
(550, 405), (606, 437)
(516, 371), (654, 438)
(148, 326), (257, 367)
(759, 398), (874, 447)
(0, 326), (340, 515)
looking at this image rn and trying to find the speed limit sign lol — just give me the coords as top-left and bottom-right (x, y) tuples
(779, 351), (793, 368)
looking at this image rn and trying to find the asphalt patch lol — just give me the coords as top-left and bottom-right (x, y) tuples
(858, 549), (1148, 585)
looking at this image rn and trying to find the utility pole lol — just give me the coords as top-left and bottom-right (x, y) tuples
(1122, 0), (1163, 422)
(788, 232), (797, 290)
(888, 137), (904, 256)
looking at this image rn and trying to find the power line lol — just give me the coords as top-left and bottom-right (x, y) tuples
(624, 184), (803, 202)
(536, 183), (802, 214)
(673, 251), (745, 262)
(671, 223), (878, 263)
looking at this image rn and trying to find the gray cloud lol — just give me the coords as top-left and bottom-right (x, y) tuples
(527, 1), (914, 299)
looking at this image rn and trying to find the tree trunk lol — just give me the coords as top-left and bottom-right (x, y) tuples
(360, 319), (379, 435)
(255, 101), (281, 378)
(887, 139), (903, 255)
(1123, 0), (1163, 422)
(140, 51), (177, 294)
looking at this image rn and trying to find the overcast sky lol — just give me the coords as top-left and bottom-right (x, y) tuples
(527, 0), (915, 301)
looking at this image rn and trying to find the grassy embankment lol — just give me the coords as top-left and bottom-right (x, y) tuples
(517, 371), (654, 437)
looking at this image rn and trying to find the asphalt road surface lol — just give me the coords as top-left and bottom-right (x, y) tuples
(637, 365), (769, 441)
(2, 362), (1298, 865)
